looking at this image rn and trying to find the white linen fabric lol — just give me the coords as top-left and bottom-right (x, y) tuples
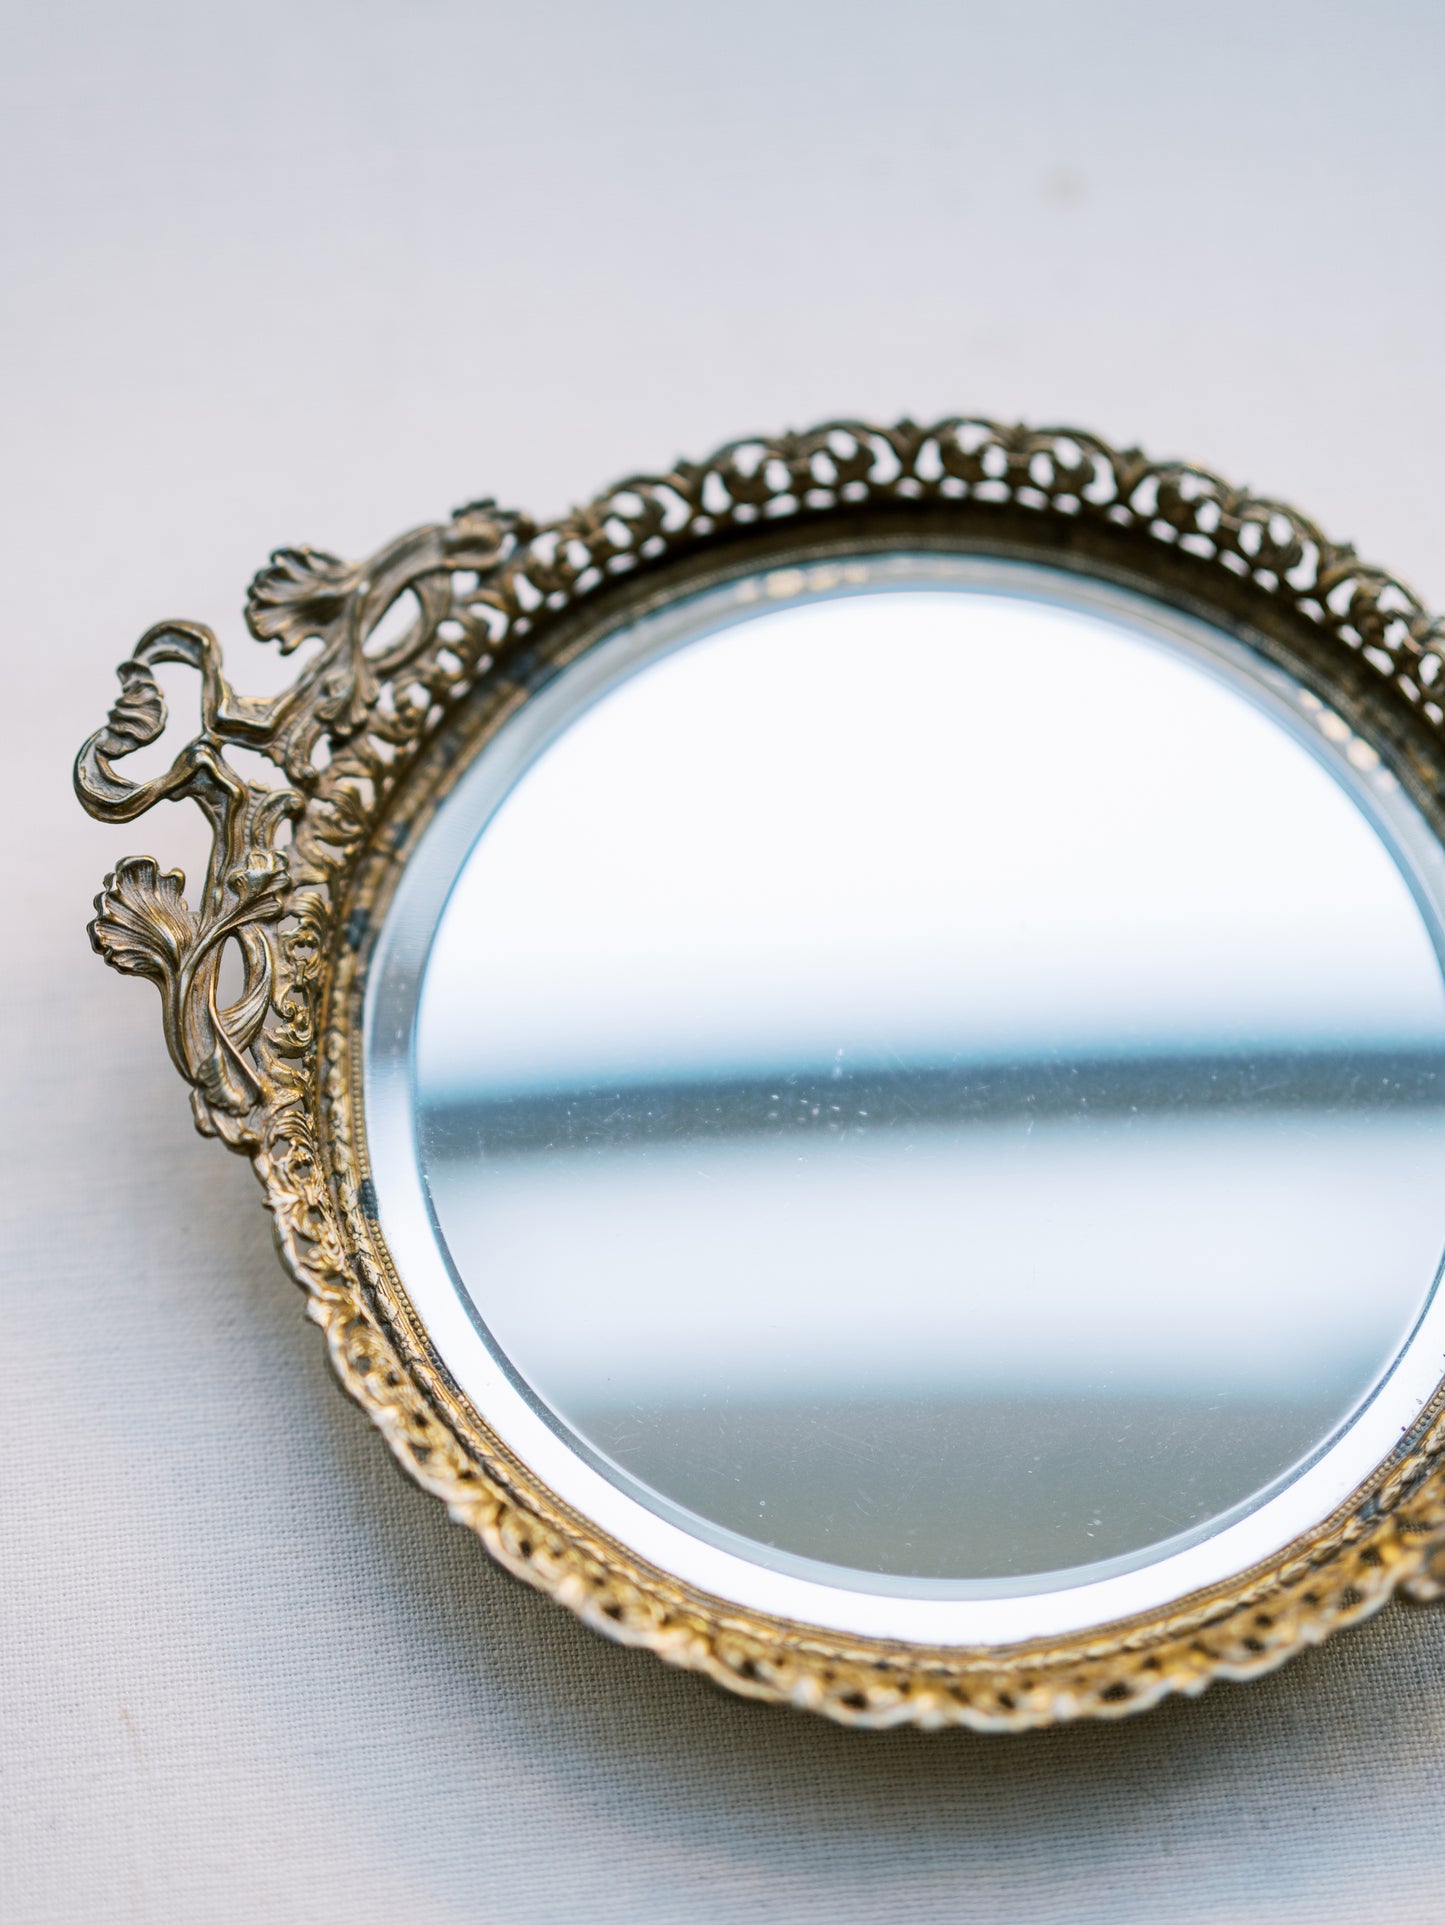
(5, 3), (1445, 1918)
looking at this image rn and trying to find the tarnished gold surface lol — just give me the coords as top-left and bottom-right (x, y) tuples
(75, 419), (1445, 1730)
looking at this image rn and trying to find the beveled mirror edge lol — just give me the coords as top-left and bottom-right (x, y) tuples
(74, 417), (1445, 1731)
(363, 552), (1445, 1640)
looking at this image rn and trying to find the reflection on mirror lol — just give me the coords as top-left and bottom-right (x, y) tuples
(408, 563), (1445, 1590)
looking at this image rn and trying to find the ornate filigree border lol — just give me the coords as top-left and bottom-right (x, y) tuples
(76, 418), (1445, 1730)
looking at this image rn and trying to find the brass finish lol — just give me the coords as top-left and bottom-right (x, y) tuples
(76, 419), (1445, 1730)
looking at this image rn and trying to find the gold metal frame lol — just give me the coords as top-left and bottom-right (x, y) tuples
(76, 418), (1445, 1730)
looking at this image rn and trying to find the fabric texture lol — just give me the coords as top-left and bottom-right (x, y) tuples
(6, 3), (1445, 1918)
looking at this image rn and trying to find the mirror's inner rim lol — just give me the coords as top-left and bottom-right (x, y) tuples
(363, 549), (1445, 1647)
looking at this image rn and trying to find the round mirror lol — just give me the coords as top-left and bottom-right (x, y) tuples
(372, 553), (1445, 1606)
(79, 420), (1445, 1725)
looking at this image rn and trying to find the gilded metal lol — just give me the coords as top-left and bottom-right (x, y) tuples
(76, 418), (1445, 1730)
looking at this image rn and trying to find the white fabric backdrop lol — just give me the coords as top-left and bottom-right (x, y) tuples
(5, 3), (1445, 1918)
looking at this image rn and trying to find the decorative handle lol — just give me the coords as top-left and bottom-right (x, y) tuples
(74, 503), (522, 1147)
(75, 621), (298, 1141)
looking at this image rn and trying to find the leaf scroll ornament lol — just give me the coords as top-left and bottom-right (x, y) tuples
(245, 546), (364, 654)
(91, 855), (197, 987)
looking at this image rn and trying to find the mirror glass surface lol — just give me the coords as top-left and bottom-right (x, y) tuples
(405, 560), (1445, 1589)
